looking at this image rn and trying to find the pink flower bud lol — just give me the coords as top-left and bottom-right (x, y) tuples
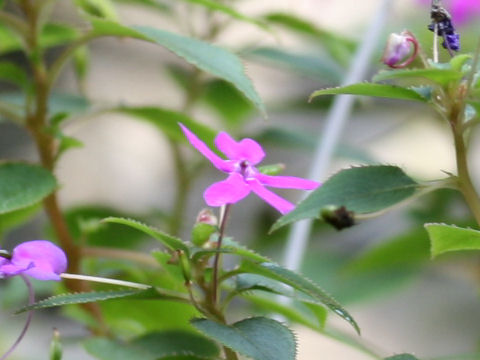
(382, 31), (418, 69)
(195, 208), (218, 226)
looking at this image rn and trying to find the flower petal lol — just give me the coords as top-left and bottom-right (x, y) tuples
(11, 241), (67, 281)
(204, 173), (251, 206)
(215, 132), (265, 165)
(0, 262), (33, 277)
(256, 174), (320, 190)
(179, 123), (233, 172)
(247, 179), (295, 214)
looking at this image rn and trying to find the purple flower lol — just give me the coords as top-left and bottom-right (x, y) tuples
(382, 31), (419, 68)
(0, 241), (67, 281)
(180, 124), (320, 214)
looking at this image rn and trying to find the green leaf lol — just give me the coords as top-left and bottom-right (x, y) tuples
(385, 355), (420, 360)
(310, 83), (428, 102)
(0, 162), (57, 214)
(262, 12), (355, 66)
(246, 47), (342, 83)
(272, 165), (419, 231)
(425, 223), (480, 258)
(103, 217), (189, 252)
(239, 261), (359, 333)
(40, 23), (80, 49)
(89, 19), (266, 116)
(16, 290), (146, 313)
(112, 0), (171, 12)
(241, 292), (326, 330)
(345, 227), (430, 273)
(0, 203), (41, 235)
(180, 0), (268, 31)
(372, 68), (462, 86)
(192, 317), (296, 360)
(61, 206), (149, 248)
(450, 54), (472, 72)
(0, 92), (90, 118)
(203, 79), (254, 129)
(74, 0), (119, 20)
(0, 62), (29, 90)
(114, 106), (217, 148)
(85, 331), (219, 360)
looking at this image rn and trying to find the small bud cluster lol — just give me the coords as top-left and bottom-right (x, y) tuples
(428, 3), (460, 52)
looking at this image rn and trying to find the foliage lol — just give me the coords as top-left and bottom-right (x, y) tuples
(0, 1), (480, 360)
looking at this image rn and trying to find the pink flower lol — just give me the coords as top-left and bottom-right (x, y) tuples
(382, 31), (419, 68)
(0, 241), (67, 281)
(179, 124), (320, 214)
(417, 0), (480, 25)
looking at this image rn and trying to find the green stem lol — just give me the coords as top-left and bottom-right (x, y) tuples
(20, 0), (105, 331)
(47, 33), (97, 90)
(453, 128), (480, 225)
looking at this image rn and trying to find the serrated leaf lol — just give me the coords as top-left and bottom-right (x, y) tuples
(114, 106), (217, 148)
(425, 223), (480, 258)
(0, 162), (57, 214)
(310, 83), (428, 102)
(16, 290), (146, 313)
(272, 165), (419, 232)
(85, 331), (219, 360)
(385, 355), (420, 360)
(239, 261), (359, 334)
(192, 317), (296, 360)
(373, 68), (462, 86)
(103, 217), (189, 252)
(89, 19), (265, 116)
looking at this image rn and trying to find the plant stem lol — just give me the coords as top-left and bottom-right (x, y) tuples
(453, 127), (480, 224)
(0, 275), (34, 360)
(211, 204), (231, 305)
(20, 0), (105, 330)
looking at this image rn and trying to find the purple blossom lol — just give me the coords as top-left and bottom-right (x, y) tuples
(179, 124), (320, 214)
(0, 241), (67, 281)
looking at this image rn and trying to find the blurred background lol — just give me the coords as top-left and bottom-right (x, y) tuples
(1, 0), (480, 359)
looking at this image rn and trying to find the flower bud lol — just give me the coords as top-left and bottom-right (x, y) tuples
(382, 31), (418, 68)
(50, 328), (63, 360)
(192, 209), (218, 246)
(195, 209), (218, 226)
